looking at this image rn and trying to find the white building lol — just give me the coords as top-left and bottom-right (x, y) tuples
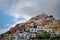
(29, 23), (34, 27)
(30, 28), (37, 32)
(51, 31), (60, 37)
(29, 33), (36, 38)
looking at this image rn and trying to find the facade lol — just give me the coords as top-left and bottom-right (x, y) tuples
(51, 31), (60, 37)
(30, 28), (37, 32)
(24, 24), (29, 31)
(29, 33), (37, 38)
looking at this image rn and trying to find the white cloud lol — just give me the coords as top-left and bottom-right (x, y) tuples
(12, 13), (20, 19)
(9, 17), (31, 28)
(0, 29), (8, 34)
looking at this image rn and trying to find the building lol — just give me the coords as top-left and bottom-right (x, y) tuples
(29, 32), (37, 38)
(24, 24), (29, 31)
(51, 31), (60, 37)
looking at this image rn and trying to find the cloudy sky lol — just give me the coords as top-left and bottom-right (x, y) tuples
(0, 0), (60, 34)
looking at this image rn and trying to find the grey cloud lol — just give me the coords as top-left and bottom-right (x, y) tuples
(0, 0), (20, 10)
(20, 0), (59, 17)
(1, 0), (60, 18)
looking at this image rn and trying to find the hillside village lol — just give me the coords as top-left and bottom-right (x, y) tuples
(0, 13), (60, 40)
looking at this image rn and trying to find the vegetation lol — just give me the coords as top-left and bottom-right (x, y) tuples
(37, 33), (51, 39)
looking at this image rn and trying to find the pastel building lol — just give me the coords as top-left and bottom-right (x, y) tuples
(29, 23), (37, 33)
(29, 32), (37, 38)
(51, 31), (60, 37)
(24, 24), (29, 31)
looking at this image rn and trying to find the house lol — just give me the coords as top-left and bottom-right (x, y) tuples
(34, 20), (45, 33)
(37, 13), (48, 19)
(19, 27), (24, 33)
(24, 24), (29, 31)
(17, 25), (25, 33)
(29, 33), (37, 38)
(29, 23), (37, 32)
(14, 32), (29, 40)
(51, 32), (56, 37)
(51, 31), (60, 37)
(30, 28), (37, 33)
(9, 27), (16, 34)
(29, 23), (37, 38)
(29, 23), (34, 28)
(44, 29), (52, 33)
(30, 20), (45, 33)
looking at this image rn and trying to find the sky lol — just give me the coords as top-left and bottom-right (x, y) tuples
(0, 0), (60, 34)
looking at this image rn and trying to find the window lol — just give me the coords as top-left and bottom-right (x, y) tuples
(35, 29), (36, 31)
(32, 29), (33, 31)
(34, 23), (37, 28)
(38, 27), (40, 29)
(38, 30), (44, 32)
(38, 27), (42, 29)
